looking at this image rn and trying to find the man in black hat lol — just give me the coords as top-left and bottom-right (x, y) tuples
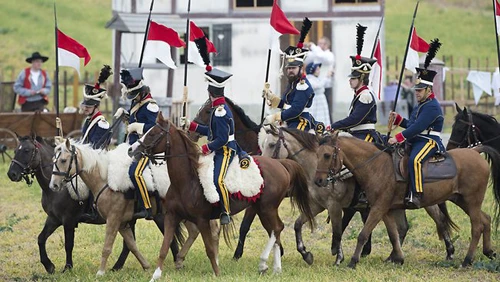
(115, 67), (159, 220)
(13, 52), (52, 112)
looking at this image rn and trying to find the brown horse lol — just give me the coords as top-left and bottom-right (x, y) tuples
(314, 132), (500, 268)
(129, 112), (315, 280)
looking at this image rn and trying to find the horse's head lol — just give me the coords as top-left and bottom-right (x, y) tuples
(129, 111), (171, 159)
(50, 139), (80, 192)
(314, 132), (343, 187)
(8, 134), (43, 182)
(258, 124), (288, 159)
(188, 99), (212, 142)
(448, 103), (475, 150)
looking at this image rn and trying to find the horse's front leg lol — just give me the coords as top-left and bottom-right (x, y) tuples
(97, 218), (121, 276)
(62, 224), (77, 272)
(38, 216), (61, 274)
(328, 205), (344, 266)
(111, 219), (135, 271)
(383, 210), (405, 264)
(175, 220), (200, 269)
(151, 213), (181, 281)
(294, 203), (324, 265)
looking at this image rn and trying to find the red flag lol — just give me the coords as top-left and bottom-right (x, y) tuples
(269, 0), (299, 51)
(145, 21), (186, 69)
(405, 27), (429, 73)
(57, 29), (91, 74)
(190, 21), (216, 53)
(495, 0), (500, 35)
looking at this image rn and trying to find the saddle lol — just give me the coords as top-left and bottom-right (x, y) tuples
(392, 146), (457, 183)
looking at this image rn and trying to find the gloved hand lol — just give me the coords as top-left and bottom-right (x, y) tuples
(127, 122), (144, 134)
(262, 82), (280, 108)
(388, 111), (402, 131)
(201, 144), (211, 155)
(114, 107), (130, 121)
(179, 117), (190, 127)
(264, 112), (282, 125)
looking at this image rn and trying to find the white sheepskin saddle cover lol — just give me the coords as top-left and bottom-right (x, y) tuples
(198, 153), (264, 204)
(107, 143), (170, 198)
(65, 177), (89, 201)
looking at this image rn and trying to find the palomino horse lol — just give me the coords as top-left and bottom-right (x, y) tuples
(259, 127), (456, 265)
(128, 112), (316, 280)
(315, 132), (500, 268)
(7, 135), (159, 273)
(447, 104), (500, 150)
(49, 139), (185, 276)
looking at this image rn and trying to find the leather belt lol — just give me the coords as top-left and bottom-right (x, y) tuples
(350, 124), (375, 131)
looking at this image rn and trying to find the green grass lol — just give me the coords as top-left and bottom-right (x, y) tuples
(1, 156), (500, 281)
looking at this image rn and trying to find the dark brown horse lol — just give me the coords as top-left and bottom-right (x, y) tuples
(7, 135), (178, 274)
(129, 112), (316, 280)
(315, 132), (500, 268)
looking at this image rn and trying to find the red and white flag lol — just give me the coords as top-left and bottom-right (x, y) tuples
(269, 0), (299, 53)
(405, 27), (429, 73)
(145, 21), (186, 69)
(57, 29), (91, 74)
(495, 0), (500, 34)
(188, 21), (217, 67)
(369, 38), (383, 100)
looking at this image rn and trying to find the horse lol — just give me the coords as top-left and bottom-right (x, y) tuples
(447, 104), (500, 150)
(48, 139), (185, 276)
(128, 112), (316, 280)
(7, 135), (161, 273)
(259, 126), (457, 265)
(314, 132), (500, 268)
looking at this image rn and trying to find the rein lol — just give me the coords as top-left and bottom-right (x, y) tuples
(11, 140), (51, 186)
(271, 127), (308, 160)
(52, 145), (84, 204)
(140, 122), (189, 163)
(93, 183), (109, 211)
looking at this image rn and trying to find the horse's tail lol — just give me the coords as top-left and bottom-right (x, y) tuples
(279, 159), (316, 230)
(474, 145), (500, 230)
(437, 202), (459, 239)
(174, 222), (186, 247)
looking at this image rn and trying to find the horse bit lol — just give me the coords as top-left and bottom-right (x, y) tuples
(10, 140), (48, 186)
(52, 145), (84, 204)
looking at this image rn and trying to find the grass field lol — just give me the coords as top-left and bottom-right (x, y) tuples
(1, 154), (500, 282)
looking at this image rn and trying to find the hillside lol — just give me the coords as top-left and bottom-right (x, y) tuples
(0, 0), (112, 79)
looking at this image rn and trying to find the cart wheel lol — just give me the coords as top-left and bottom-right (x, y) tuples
(0, 128), (19, 149)
(66, 130), (82, 141)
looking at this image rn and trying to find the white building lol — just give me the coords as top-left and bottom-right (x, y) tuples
(106, 0), (384, 122)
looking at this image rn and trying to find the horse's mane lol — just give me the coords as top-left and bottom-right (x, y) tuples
(174, 126), (200, 175)
(225, 97), (259, 131)
(472, 110), (499, 126)
(58, 141), (108, 180)
(282, 128), (318, 151)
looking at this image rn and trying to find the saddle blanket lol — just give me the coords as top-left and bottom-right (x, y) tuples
(394, 151), (457, 183)
(107, 143), (170, 198)
(198, 153), (264, 204)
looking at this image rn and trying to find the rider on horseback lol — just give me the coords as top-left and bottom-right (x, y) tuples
(79, 65), (113, 222)
(263, 18), (322, 133)
(180, 36), (241, 225)
(115, 67), (159, 220)
(388, 39), (445, 209)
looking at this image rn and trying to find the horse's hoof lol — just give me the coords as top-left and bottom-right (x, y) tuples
(347, 260), (357, 269)
(259, 266), (268, 275)
(280, 245), (285, 257)
(62, 264), (73, 273)
(273, 267), (282, 275)
(175, 260), (184, 270)
(334, 255), (344, 266)
(45, 263), (56, 274)
(484, 250), (496, 260)
(361, 248), (371, 257)
(96, 270), (105, 276)
(303, 252), (314, 265)
(445, 254), (454, 261)
(143, 263), (151, 270)
(233, 251), (243, 260)
(151, 267), (162, 281)
(111, 266), (122, 272)
(461, 256), (473, 268)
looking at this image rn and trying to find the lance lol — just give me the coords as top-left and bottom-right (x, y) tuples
(387, 1), (420, 139)
(138, 0), (155, 68)
(493, 0), (500, 73)
(260, 49), (272, 123)
(181, 0), (192, 129)
(370, 16), (384, 58)
(54, 2), (62, 139)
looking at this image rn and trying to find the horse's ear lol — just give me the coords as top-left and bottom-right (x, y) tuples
(30, 129), (37, 140)
(464, 107), (468, 114)
(157, 111), (165, 123)
(65, 138), (71, 150)
(455, 102), (462, 114)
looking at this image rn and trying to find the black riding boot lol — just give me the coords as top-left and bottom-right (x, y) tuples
(405, 192), (423, 209)
(220, 200), (231, 225)
(132, 192), (153, 220)
(352, 182), (368, 209)
(79, 195), (98, 222)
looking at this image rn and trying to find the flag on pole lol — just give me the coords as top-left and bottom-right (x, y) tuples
(269, 0), (299, 53)
(145, 21), (186, 69)
(495, 0), (500, 34)
(188, 21), (216, 67)
(57, 29), (91, 75)
(369, 38), (383, 99)
(405, 27), (429, 73)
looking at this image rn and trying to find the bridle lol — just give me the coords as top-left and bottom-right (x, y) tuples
(10, 139), (50, 186)
(137, 121), (189, 163)
(448, 109), (481, 148)
(52, 145), (83, 204)
(271, 127), (308, 160)
(315, 142), (342, 182)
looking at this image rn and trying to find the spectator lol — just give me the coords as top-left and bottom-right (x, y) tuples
(400, 75), (416, 117)
(305, 37), (335, 119)
(306, 62), (331, 125)
(13, 52), (52, 112)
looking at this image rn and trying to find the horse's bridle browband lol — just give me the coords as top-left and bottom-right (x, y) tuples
(52, 145), (83, 204)
(11, 139), (50, 186)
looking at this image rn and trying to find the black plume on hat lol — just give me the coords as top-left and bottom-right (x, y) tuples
(424, 38), (441, 69)
(96, 65), (112, 87)
(297, 17), (312, 48)
(195, 37), (212, 71)
(355, 24), (367, 58)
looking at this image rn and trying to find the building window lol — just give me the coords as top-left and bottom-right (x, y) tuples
(334, 0), (378, 3)
(213, 24), (232, 66)
(235, 0), (273, 8)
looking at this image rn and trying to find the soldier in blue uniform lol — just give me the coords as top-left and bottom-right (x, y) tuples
(115, 67), (159, 219)
(79, 65), (112, 222)
(181, 36), (243, 225)
(388, 39), (444, 208)
(329, 24), (380, 143)
(263, 18), (319, 132)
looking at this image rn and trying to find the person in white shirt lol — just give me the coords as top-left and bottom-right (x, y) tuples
(305, 62), (331, 125)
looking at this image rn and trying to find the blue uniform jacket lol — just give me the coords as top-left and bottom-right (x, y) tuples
(81, 112), (110, 149)
(278, 78), (315, 127)
(395, 93), (445, 151)
(128, 95), (159, 145)
(331, 86), (377, 131)
(193, 97), (238, 152)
